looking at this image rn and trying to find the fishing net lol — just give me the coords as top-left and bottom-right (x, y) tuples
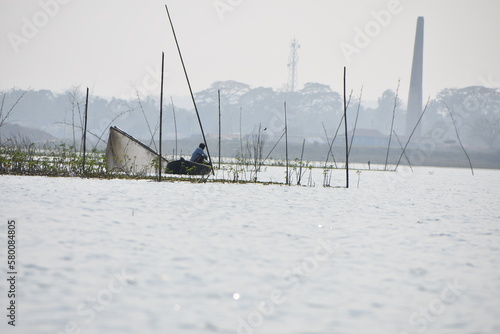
(106, 126), (166, 175)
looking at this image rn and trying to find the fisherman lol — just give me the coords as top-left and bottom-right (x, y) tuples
(190, 143), (208, 163)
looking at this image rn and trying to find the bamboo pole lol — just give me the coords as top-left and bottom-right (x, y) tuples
(343, 67), (349, 188)
(165, 4), (213, 172)
(170, 96), (178, 160)
(255, 123), (261, 173)
(218, 89), (221, 168)
(385, 80), (400, 170)
(253, 123), (262, 180)
(325, 90), (352, 168)
(261, 129), (285, 165)
(322, 122), (338, 168)
(159, 52), (164, 182)
(82, 87), (89, 174)
(325, 116), (343, 168)
(393, 130), (413, 172)
(348, 86), (363, 156)
(443, 102), (474, 175)
(239, 106), (243, 160)
(298, 138), (305, 185)
(395, 97), (430, 170)
(134, 87), (157, 151)
(284, 101), (289, 186)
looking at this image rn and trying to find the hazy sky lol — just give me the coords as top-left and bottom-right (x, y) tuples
(1, 0), (499, 104)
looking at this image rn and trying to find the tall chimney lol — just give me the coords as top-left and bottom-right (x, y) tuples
(405, 17), (424, 137)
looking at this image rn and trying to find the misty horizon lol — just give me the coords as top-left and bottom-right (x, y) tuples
(1, 1), (499, 103)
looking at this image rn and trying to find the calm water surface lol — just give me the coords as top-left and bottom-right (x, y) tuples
(1, 167), (499, 333)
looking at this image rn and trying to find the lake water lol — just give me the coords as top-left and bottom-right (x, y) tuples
(0, 166), (499, 333)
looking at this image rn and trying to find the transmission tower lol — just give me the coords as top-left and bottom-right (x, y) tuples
(287, 38), (300, 92)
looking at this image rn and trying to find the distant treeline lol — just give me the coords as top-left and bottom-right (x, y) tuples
(1, 82), (499, 151)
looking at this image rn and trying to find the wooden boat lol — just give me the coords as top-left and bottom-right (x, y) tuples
(166, 158), (212, 175)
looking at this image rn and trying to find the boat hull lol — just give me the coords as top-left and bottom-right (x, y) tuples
(166, 159), (212, 175)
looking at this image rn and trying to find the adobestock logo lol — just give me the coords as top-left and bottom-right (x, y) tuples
(213, 0), (245, 21)
(53, 268), (135, 334)
(340, 0), (404, 63)
(400, 279), (466, 334)
(236, 239), (336, 334)
(479, 74), (500, 88)
(7, 0), (73, 53)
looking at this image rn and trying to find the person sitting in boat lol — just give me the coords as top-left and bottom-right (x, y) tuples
(190, 143), (208, 163)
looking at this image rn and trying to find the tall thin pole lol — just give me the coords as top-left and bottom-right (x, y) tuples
(385, 80), (400, 170)
(284, 101), (289, 185)
(218, 89), (221, 168)
(159, 52), (165, 182)
(393, 130), (413, 172)
(298, 138), (306, 185)
(170, 96), (178, 160)
(348, 86), (363, 156)
(165, 4), (213, 171)
(443, 102), (474, 175)
(82, 87), (89, 174)
(343, 67), (349, 188)
(395, 97), (430, 170)
(239, 106), (243, 159)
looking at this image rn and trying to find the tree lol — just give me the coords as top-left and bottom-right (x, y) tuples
(239, 86), (281, 133)
(0, 89), (29, 128)
(365, 89), (404, 135)
(269, 83), (341, 137)
(435, 86), (500, 149)
(194, 80), (251, 134)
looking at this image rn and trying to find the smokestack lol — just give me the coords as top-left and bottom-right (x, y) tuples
(405, 16), (424, 137)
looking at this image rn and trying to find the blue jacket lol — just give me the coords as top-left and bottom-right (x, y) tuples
(190, 147), (207, 162)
